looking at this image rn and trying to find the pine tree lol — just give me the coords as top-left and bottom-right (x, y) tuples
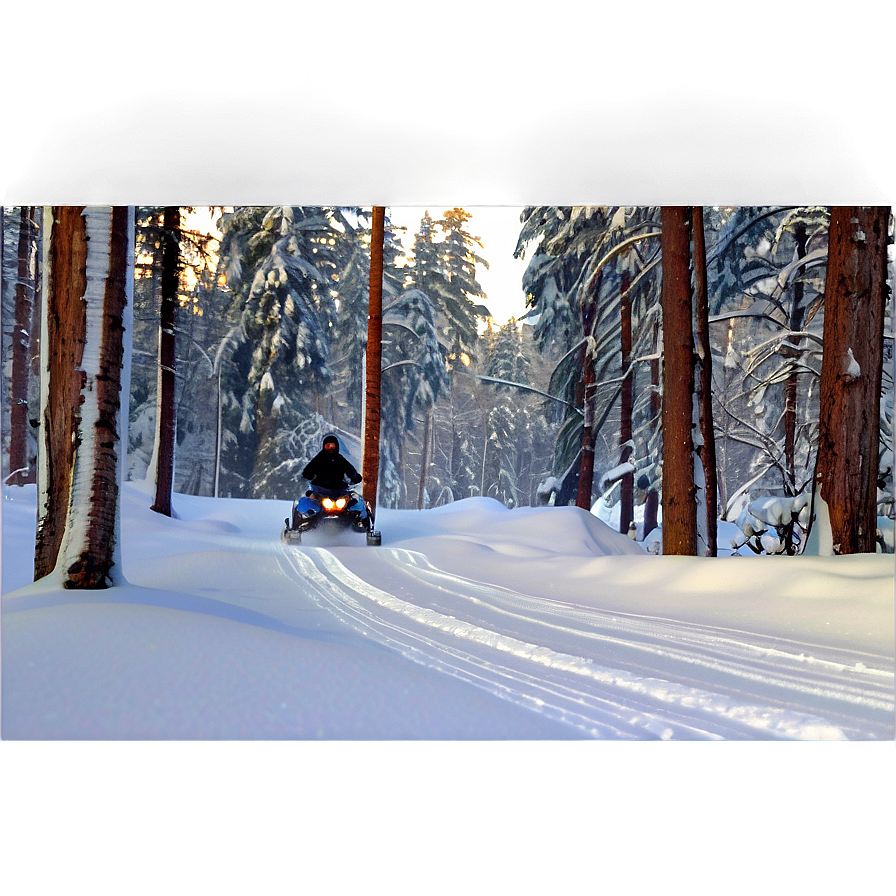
(482, 321), (533, 506)
(34, 206), (134, 588)
(660, 206), (698, 556)
(363, 207), (385, 516)
(515, 207), (664, 511)
(214, 207), (354, 497)
(150, 206), (180, 516)
(379, 286), (448, 507)
(814, 206), (890, 554)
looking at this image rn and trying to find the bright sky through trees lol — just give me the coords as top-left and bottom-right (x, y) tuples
(388, 206), (529, 324)
(182, 206), (530, 324)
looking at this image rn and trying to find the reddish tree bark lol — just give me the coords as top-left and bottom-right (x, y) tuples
(35, 206), (88, 580)
(9, 206), (36, 485)
(65, 206), (132, 588)
(692, 206), (717, 556)
(363, 207), (385, 515)
(815, 206), (889, 554)
(35, 206), (132, 588)
(660, 207), (697, 555)
(151, 206), (180, 517)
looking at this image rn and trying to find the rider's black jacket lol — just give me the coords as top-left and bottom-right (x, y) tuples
(302, 436), (362, 491)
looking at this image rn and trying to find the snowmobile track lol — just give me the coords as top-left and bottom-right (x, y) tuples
(278, 545), (894, 740)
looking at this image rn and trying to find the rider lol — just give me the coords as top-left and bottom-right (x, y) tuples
(302, 434), (362, 494)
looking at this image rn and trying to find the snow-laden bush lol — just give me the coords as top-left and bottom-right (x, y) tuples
(731, 494), (811, 555)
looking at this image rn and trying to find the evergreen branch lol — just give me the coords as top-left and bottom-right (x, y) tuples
(457, 371), (579, 409)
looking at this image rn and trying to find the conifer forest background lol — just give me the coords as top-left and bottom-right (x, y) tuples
(2, 205), (893, 553)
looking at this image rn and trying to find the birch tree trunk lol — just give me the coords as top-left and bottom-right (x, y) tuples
(660, 206), (697, 555)
(363, 206), (385, 515)
(575, 275), (601, 511)
(619, 268), (634, 533)
(692, 206), (717, 556)
(643, 318), (661, 536)
(815, 206), (889, 554)
(35, 206), (134, 588)
(417, 406), (433, 510)
(9, 206), (37, 485)
(150, 206), (180, 516)
(783, 222), (808, 490)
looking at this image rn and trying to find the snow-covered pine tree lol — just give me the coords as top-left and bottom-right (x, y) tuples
(432, 209), (491, 362)
(708, 207), (829, 512)
(329, 210), (407, 434)
(515, 207), (664, 512)
(482, 320), (533, 507)
(401, 209), (491, 506)
(378, 287), (448, 507)
(515, 206), (602, 505)
(214, 207), (355, 498)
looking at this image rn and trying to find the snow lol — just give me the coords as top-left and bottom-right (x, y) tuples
(598, 461), (636, 490)
(844, 346), (861, 379)
(2, 482), (894, 890)
(4, 482), (892, 737)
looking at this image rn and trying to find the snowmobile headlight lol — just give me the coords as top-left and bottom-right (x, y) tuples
(322, 497), (336, 511)
(334, 496), (348, 510)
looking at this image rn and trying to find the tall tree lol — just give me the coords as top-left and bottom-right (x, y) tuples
(660, 206), (698, 555)
(814, 206), (890, 554)
(214, 207), (352, 498)
(618, 266), (634, 531)
(363, 206), (385, 515)
(35, 206), (134, 588)
(150, 206), (180, 516)
(406, 209), (490, 505)
(692, 206), (718, 556)
(8, 206), (37, 485)
(575, 272), (601, 510)
(782, 220), (810, 486)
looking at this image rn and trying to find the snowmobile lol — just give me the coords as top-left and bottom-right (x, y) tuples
(281, 486), (381, 546)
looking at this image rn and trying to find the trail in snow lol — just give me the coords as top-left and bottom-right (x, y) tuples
(278, 544), (895, 741)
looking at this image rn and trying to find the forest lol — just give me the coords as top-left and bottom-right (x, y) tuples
(1, 205), (893, 589)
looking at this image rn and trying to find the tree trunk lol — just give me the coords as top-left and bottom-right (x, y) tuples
(9, 206), (37, 485)
(660, 206), (697, 555)
(363, 206), (385, 516)
(151, 206), (180, 516)
(692, 206), (717, 556)
(783, 222), (808, 490)
(417, 406), (433, 510)
(643, 318), (661, 536)
(619, 269), (634, 533)
(815, 206), (889, 554)
(576, 275), (601, 511)
(35, 206), (134, 587)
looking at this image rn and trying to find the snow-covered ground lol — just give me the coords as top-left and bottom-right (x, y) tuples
(4, 482), (893, 741)
(2, 482), (894, 889)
